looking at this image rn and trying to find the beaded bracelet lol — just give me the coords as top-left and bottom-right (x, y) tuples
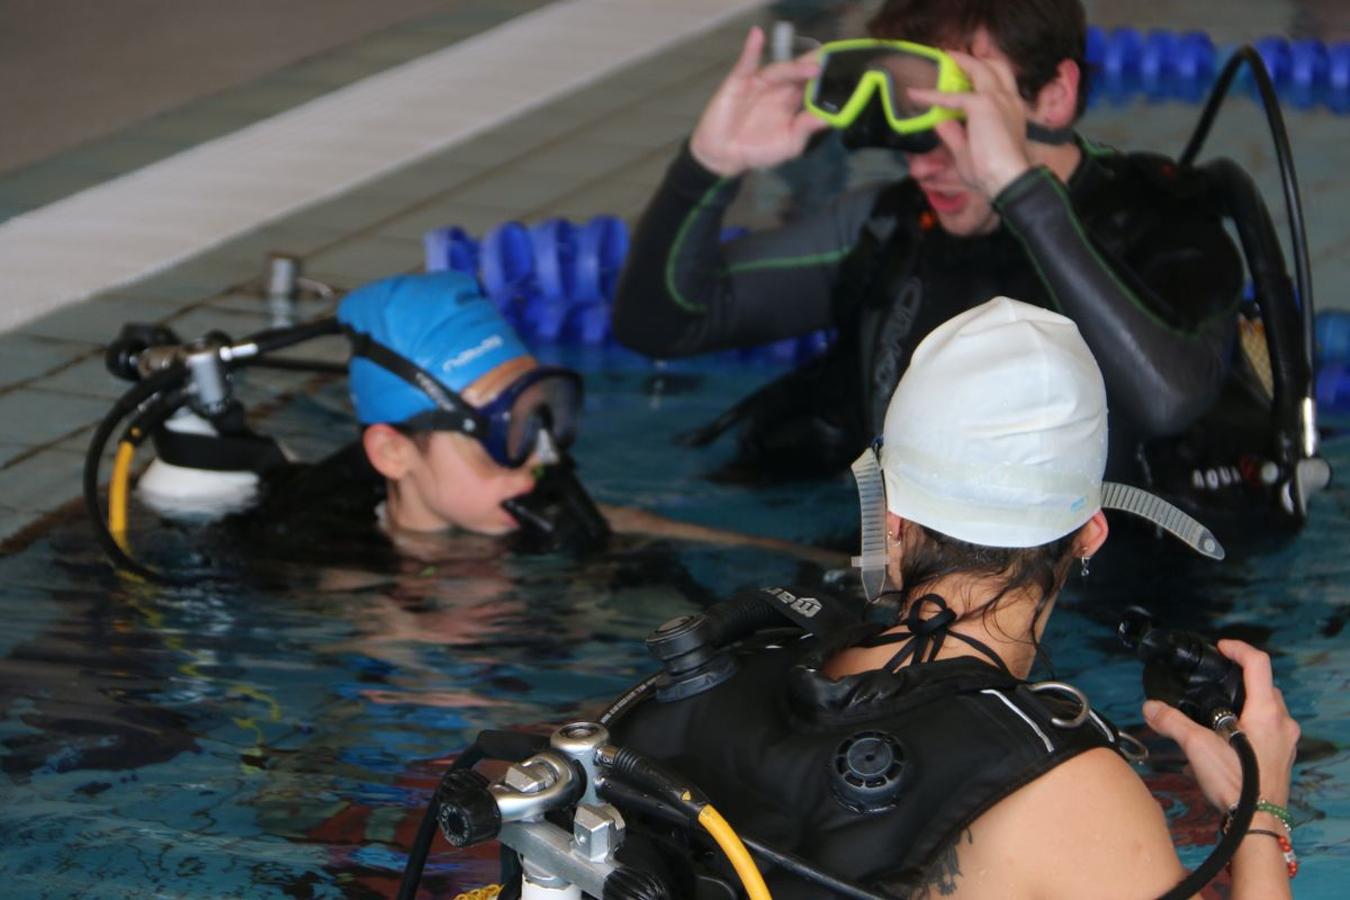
(1248, 828), (1299, 878)
(1255, 799), (1295, 831)
(1220, 800), (1298, 879)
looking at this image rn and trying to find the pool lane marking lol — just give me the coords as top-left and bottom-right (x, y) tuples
(0, 0), (765, 334)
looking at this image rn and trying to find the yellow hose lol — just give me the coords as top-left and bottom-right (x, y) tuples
(108, 441), (136, 550)
(697, 803), (771, 900)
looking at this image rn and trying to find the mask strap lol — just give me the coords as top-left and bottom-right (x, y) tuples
(345, 329), (486, 435)
(1100, 481), (1226, 560)
(851, 444), (889, 603)
(1026, 123), (1075, 145)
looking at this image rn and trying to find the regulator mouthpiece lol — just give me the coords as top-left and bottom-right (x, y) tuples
(502, 450), (610, 555)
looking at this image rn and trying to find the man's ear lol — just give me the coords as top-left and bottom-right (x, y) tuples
(1074, 509), (1109, 559)
(362, 424), (416, 480)
(1032, 58), (1080, 130)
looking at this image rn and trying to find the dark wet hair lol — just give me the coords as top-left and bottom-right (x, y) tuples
(884, 522), (1081, 663)
(867, 0), (1090, 119)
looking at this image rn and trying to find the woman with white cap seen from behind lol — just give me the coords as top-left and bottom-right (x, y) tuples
(607, 295), (1301, 899)
(831, 296), (1300, 898)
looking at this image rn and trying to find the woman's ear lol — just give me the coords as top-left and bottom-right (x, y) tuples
(884, 511), (908, 593)
(887, 512), (906, 542)
(362, 424), (415, 480)
(1074, 509), (1109, 559)
(1032, 58), (1080, 131)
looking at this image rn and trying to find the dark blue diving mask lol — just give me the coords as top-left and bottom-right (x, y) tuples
(347, 330), (608, 552)
(347, 329), (581, 469)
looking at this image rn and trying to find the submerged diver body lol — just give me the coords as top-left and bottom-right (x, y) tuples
(603, 299), (1302, 899)
(611, 0), (1305, 541)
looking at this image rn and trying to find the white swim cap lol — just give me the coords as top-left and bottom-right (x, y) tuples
(878, 297), (1170, 548)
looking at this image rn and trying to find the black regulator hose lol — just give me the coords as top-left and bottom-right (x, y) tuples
(238, 316), (343, 355)
(396, 731), (550, 900)
(84, 367), (190, 581)
(396, 745), (485, 900)
(1157, 725), (1260, 900)
(1181, 45), (1315, 378)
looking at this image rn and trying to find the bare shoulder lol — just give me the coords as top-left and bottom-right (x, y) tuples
(949, 749), (1189, 899)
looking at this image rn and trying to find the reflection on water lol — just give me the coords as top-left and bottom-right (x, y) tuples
(0, 364), (1346, 898)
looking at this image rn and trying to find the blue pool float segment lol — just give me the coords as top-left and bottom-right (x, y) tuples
(422, 215), (836, 364)
(1083, 27), (1350, 113)
(1315, 311), (1350, 412)
(1317, 310), (1350, 363)
(423, 226), (479, 277)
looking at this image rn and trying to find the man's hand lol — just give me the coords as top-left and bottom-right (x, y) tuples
(907, 51), (1034, 198)
(689, 26), (829, 178)
(1143, 640), (1301, 812)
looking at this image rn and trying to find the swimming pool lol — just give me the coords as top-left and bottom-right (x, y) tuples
(0, 352), (1345, 898)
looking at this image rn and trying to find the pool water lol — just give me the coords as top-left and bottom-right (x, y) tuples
(0, 353), (1345, 899)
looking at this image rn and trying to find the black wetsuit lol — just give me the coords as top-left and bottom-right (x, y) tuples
(612, 141), (1246, 484)
(227, 442), (402, 572)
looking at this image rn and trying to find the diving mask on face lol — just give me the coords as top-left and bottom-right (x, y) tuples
(347, 330), (582, 470)
(398, 366), (583, 470)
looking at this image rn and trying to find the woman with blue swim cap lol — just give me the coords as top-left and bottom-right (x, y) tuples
(245, 270), (840, 563)
(340, 271), (591, 542)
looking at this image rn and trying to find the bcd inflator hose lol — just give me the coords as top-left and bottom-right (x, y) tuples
(85, 367), (192, 582)
(1156, 721), (1260, 900)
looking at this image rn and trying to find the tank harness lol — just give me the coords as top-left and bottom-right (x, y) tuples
(601, 587), (1135, 899)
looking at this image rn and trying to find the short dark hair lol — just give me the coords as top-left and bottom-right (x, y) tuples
(868, 0), (1090, 119)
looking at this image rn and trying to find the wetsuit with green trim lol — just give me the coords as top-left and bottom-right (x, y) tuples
(612, 140), (1245, 483)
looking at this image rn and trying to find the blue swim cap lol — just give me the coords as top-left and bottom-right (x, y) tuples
(339, 272), (531, 425)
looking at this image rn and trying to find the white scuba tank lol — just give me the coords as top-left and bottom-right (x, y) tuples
(136, 410), (274, 519)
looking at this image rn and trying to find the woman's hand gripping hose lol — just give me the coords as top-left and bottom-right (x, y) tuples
(1138, 637), (1300, 900)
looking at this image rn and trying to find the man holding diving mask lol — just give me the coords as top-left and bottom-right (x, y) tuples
(612, 0), (1245, 490)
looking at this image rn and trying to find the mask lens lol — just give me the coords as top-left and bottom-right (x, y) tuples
(815, 46), (942, 119)
(505, 374), (581, 466)
(874, 51), (940, 117)
(814, 47), (883, 113)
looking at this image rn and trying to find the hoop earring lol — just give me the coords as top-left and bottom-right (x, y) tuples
(1079, 556), (1091, 578)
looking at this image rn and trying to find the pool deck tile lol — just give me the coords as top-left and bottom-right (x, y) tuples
(0, 333), (101, 390)
(0, 506), (29, 543)
(0, 387), (110, 445)
(448, 168), (583, 212)
(17, 294), (191, 346)
(543, 177), (665, 222)
(302, 235), (425, 285)
(33, 355), (135, 402)
(0, 443), (30, 467)
(0, 448), (87, 514)
(512, 140), (654, 180)
(376, 200), (522, 242)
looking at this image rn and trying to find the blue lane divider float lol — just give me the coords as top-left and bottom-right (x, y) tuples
(1084, 26), (1350, 113)
(424, 217), (833, 365)
(1316, 311), (1350, 412)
